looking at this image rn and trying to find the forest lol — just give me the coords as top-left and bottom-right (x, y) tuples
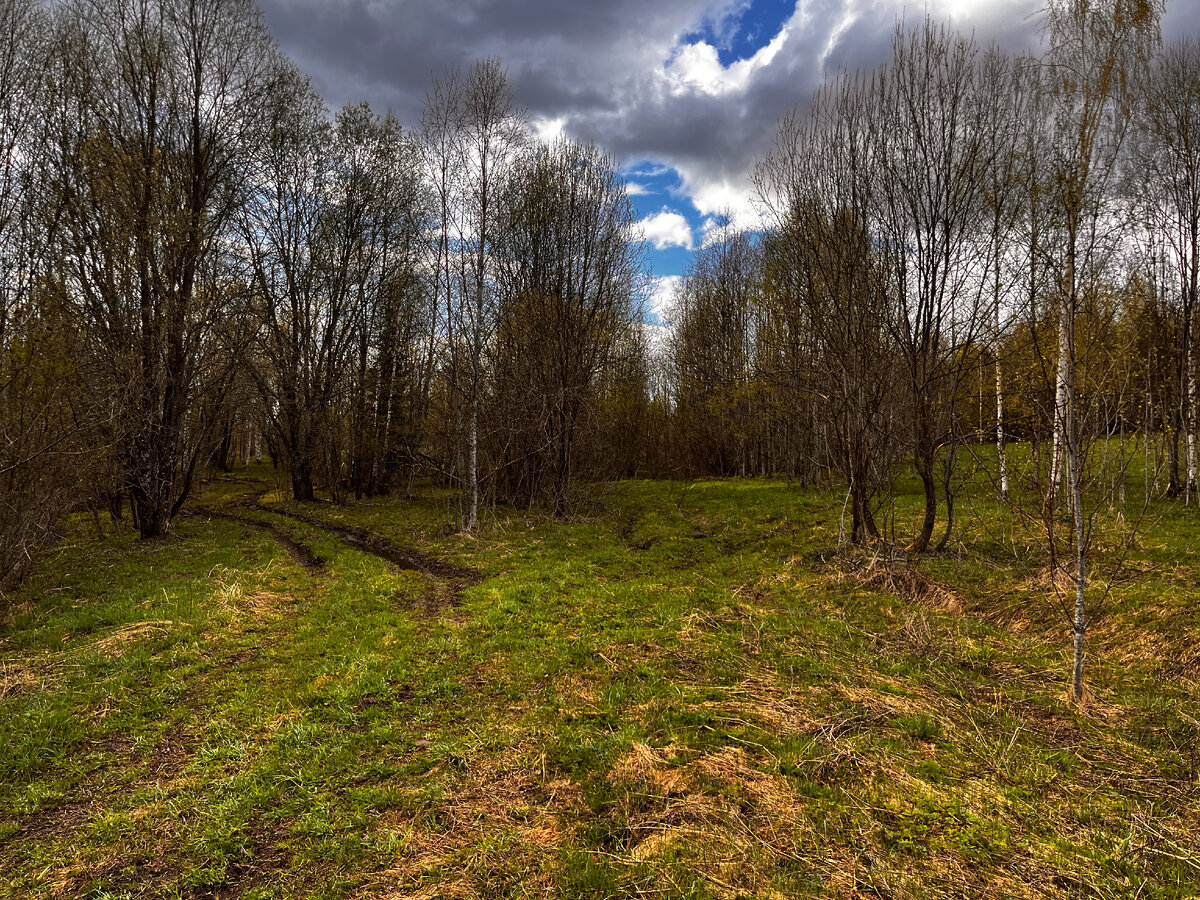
(2, 0), (1200, 896)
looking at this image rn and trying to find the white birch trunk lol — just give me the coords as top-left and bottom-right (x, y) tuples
(995, 253), (1009, 496)
(1187, 310), (1197, 494)
(1051, 303), (1072, 505)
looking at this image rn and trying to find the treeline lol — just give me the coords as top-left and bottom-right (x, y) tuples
(1, 0), (1195, 621)
(670, 2), (1192, 554)
(0, 0), (650, 584)
(665, 0), (1178, 701)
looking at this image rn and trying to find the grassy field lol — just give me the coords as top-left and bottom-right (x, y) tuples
(1, 462), (1198, 899)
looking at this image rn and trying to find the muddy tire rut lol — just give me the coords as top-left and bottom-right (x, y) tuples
(187, 507), (326, 571)
(194, 496), (480, 608)
(245, 503), (481, 606)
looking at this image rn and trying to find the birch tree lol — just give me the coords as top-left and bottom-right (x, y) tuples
(1042, 0), (1161, 702)
(980, 50), (1041, 498)
(421, 59), (526, 531)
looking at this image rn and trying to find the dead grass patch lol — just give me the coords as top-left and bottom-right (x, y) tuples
(695, 746), (804, 818)
(697, 674), (820, 738)
(605, 740), (815, 895)
(856, 561), (964, 613)
(210, 568), (295, 637)
(1090, 606), (1200, 684)
(1021, 564), (1079, 595)
(553, 672), (600, 706)
(367, 747), (581, 899)
(241, 591), (290, 617)
(875, 610), (952, 661)
(833, 682), (929, 719)
(370, 879), (476, 900)
(849, 558), (1077, 641)
(80, 620), (176, 658)
(0, 660), (41, 699)
(611, 742), (690, 795)
(676, 593), (779, 647)
(596, 640), (666, 671)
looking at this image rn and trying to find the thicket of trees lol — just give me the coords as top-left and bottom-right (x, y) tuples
(2, 0), (1197, 700)
(0, 0), (651, 584)
(684, 0), (1172, 700)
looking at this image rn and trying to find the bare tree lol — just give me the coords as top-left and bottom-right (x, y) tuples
(243, 97), (428, 505)
(45, 0), (275, 536)
(333, 105), (431, 499)
(239, 66), (350, 502)
(979, 50), (1042, 498)
(1137, 36), (1200, 499)
(0, 0), (84, 587)
(871, 21), (997, 551)
(491, 138), (645, 514)
(0, 0), (46, 347)
(755, 72), (899, 545)
(669, 222), (759, 477)
(421, 59), (527, 531)
(1041, 0), (1162, 702)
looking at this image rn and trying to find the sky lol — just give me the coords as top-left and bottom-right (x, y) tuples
(259, 0), (1200, 324)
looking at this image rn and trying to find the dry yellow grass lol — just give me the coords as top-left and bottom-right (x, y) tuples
(366, 746), (582, 900)
(0, 661), (40, 699)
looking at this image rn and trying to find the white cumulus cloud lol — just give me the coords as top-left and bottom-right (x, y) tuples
(665, 23), (790, 97)
(262, 0), (1181, 263)
(637, 209), (694, 251)
(532, 115), (568, 143)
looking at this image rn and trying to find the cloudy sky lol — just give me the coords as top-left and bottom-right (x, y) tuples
(259, 0), (1200, 321)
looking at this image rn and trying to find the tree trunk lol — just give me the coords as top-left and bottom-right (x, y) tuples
(851, 483), (878, 546)
(935, 446), (958, 552)
(217, 424), (234, 473)
(908, 449), (937, 552)
(291, 461), (315, 503)
(465, 399), (479, 532)
(1187, 305), (1197, 496)
(1168, 408), (1181, 497)
(1051, 323), (1071, 503)
(995, 255), (1009, 497)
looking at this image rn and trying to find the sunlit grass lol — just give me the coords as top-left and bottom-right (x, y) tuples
(0, 458), (1197, 898)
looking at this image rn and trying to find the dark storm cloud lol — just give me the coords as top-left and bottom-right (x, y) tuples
(258, 0), (1200, 222)
(1166, 1), (1200, 36)
(258, 0), (713, 117)
(559, 0), (1028, 218)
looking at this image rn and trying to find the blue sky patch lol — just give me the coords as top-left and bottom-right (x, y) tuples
(685, 0), (797, 66)
(624, 161), (699, 280)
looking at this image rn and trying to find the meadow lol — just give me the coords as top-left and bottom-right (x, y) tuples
(0, 458), (1198, 899)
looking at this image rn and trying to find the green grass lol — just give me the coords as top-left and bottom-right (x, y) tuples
(1, 459), (1198, 898)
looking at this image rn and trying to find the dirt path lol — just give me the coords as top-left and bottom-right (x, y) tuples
(245, 503), (481, 606)
(187, 507), (326, 571)
(191, 486), (481, 607)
